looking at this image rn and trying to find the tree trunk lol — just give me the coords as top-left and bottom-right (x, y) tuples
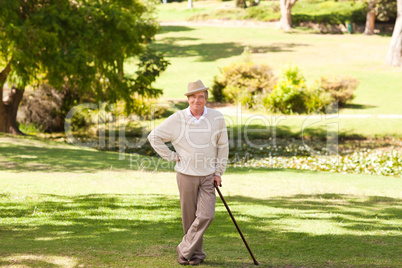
(364, 10), (376, 35)
(386, 0), (402, 66)
(236, 0), (247, 9)
(249, 0), (260, 7)
(188, 0), (193, 9)
(278, 0), (297, 31)
(0, 62), (25, 135)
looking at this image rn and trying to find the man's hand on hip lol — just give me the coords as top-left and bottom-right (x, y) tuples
(213, 175), (222, 187)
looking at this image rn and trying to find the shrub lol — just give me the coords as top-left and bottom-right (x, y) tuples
(292, 1), (367, 25)
(264, 66), (309, 114)
(189, 3), (281, 22)
(225, 85), (254, 107)
(131, 96), (174, 120)
(189, 1), (367, 25)
(211, 77), (226, 103)
(244, 4), (281, 21)
(264, 66), (332, 114)
(305, 84), (333, 113)
(319, 75), (359, 107)
(212, 62), (276, 107)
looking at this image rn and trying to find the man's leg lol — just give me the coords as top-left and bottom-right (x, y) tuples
(177, 172), (199, 234)
(192, 237), (205, 260)
(178, 174), (216, 260)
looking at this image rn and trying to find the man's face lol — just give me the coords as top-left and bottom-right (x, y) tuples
(188, 91), (207, 111)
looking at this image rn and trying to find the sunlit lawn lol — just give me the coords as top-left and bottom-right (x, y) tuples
(1, 135), (401, 267)
(226, 113), (402, 139)
(150, 25), (402, 115)
(153, 2), (402, 115)
(2, 3), (401, 266)
(139, 15), (402, 139)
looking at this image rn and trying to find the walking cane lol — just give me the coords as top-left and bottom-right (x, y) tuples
(214, 182), (259, 265)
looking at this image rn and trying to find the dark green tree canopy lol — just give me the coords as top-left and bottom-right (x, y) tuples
(0, 0), (168, 116)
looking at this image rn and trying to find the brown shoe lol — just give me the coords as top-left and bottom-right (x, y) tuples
(176, 246), (189, 265)
(189, 258), (204, 266)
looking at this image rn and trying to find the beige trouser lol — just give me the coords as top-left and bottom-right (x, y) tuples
(176, 172), (216, 260)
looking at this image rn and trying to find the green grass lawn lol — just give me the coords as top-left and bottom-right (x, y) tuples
(150, 25), (402, 115)
(1, 135), (401, 267)
(151, 2), (402, 117)
(226, 113), (402, 139)
(138, 15), (402, 139)
(2, 4), (401, 266)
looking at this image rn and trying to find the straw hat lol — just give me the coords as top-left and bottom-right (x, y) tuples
(184, 80), (209, 96)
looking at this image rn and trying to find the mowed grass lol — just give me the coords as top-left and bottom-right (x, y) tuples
(224, 112), (402, 139)
(153, 2), (402, 116)
(151, 25), (402, 115)
(1, 135), (401, 267)
(143, 18), (402, 138)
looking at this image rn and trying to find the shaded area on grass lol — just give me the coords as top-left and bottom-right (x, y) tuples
(154, 25), (311, 62)
(2, 129), (399, 175)
(343, 103), (378, 110)
(0, 134), (320, 175)
(229, 194), (402, 232)
(0, 129), (348, 174)
(0, 143), (136, 173)
(159, 25), (196, 34)
(152, 41), (245, 62)
(0, 193), (400, 267)
(153, 41), (309, 62)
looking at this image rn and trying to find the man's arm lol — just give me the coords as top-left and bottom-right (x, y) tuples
(214, 117), (229, 186)
(147, 115), (178, 162)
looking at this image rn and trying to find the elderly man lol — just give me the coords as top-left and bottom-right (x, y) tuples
(148, 80), (229, 265)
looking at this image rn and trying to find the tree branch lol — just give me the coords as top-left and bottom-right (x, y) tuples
(290, 0), (298, 8)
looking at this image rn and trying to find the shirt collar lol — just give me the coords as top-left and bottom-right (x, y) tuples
(186, 107), (208, 122)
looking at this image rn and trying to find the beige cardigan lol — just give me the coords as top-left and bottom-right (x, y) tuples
(148, 107), (229, 176)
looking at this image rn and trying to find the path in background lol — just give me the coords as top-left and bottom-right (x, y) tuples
(160, 19), (277, 28)
(204, 102), (402, 118)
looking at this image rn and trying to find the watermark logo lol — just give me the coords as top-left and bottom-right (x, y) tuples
(64, 102), (340, 166)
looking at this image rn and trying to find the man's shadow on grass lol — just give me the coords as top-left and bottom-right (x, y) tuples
(0, 193), (400, 267)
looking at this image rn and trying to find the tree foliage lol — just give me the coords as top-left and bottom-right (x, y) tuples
(367, 0), (398, 22)
(0, 0), (168, 133)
